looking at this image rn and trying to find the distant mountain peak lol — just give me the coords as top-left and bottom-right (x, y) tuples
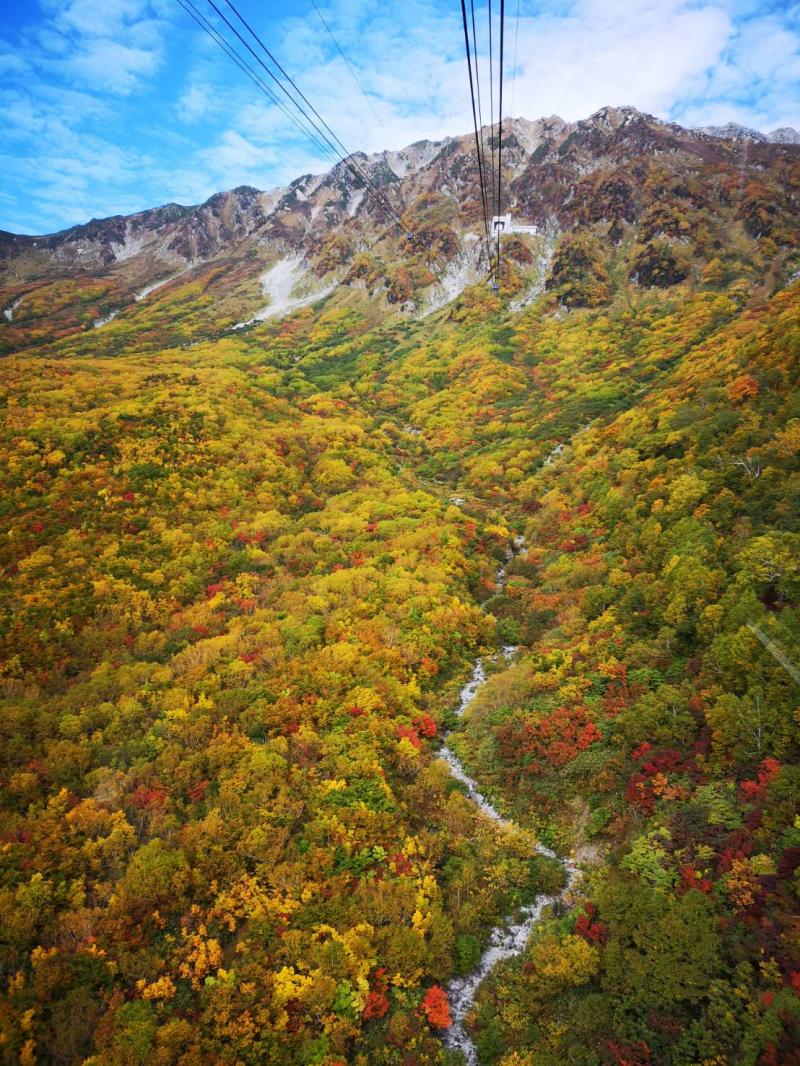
(768, 126), (800, 145)
(585, 104), (657, 128)
(697, 120), (800, 145)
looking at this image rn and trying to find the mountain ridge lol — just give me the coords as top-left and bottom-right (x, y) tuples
(697, 120), (800, 144)
(1, 103), (798, 354)
(4, 105), (798, 249)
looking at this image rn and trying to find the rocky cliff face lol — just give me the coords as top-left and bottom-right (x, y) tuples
(1, 106), (797, 351)
(697, 121), (800, 144)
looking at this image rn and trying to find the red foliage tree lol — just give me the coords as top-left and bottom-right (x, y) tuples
(608, 1041), (651, 1066)
(502, 705), (603, 774)
(575, 901), (609, 943)
(397, 725), (421, 749)
(421, 985), (452, 1028)
(413, 714), (437, 738)
(740, 758), (781, 803)
(363, 969), (390, 1019)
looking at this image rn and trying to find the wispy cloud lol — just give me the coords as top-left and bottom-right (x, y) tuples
(39, 0), (168, 95)
(0, 0), (798, 234)
(1, 0), (171, 232)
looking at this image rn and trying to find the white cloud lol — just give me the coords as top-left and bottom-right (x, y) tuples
(161, 0), (797, 217)
(177, 79), (214, 122)
(678, 8), (800, 127)
(58, 37), (161, 93)
(35, 0), (167, 95)
(43, 0), (158, 38)
(130, 0), (800, 198)
(198, 129), (277, 172)
(502, 1), (730, 122)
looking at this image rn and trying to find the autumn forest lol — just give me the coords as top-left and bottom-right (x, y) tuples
(1, 109), (799, 1066)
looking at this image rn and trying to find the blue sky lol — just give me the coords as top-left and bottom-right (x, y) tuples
(1, 0), (799, 234)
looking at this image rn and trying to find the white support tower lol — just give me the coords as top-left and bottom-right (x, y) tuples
(492, 214), (538, 236)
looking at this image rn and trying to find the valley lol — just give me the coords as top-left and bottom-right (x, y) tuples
(0, 107), (798, 1064)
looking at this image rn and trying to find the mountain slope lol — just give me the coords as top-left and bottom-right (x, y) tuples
(0, 107), (798, 1065)
(1, 106), (798, 358)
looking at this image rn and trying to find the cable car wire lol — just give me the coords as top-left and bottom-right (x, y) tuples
(303, 2), (450, 273)
(495, 0), (505, 288)
(459, 0), (492, 271)
(487, 0), (497, 225)
(509, 0), (521, 122)
(497, 0), (505, 217)
(214, 0), (451, 277)
(178, 0), (447, 284)
(213, 0), (408, 234)
(468, 0), (493, 267)
(308, 0), (397, 154)
(204, 0), (405, 232)
(176, 0), (336, 166)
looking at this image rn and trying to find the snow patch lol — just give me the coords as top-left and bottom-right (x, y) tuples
(419, 245), (482, 316)
(111, 225), (148, 262)
(347, 188), (366, 217)
(2, 297), (22, 322)
(134, 273), (184, 301)
(231, 256), (335, 328)
(93, 311), (118, 328)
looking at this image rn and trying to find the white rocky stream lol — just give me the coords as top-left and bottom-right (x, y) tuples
(439, 543), (578, 1065)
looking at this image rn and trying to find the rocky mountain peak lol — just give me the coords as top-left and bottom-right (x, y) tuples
(698, 121), (768, 142)
(584, 104), (657, 130)
(1, 106), (797, 300)
(697, 121), (800, 144)
(768, 126), (800, 144)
